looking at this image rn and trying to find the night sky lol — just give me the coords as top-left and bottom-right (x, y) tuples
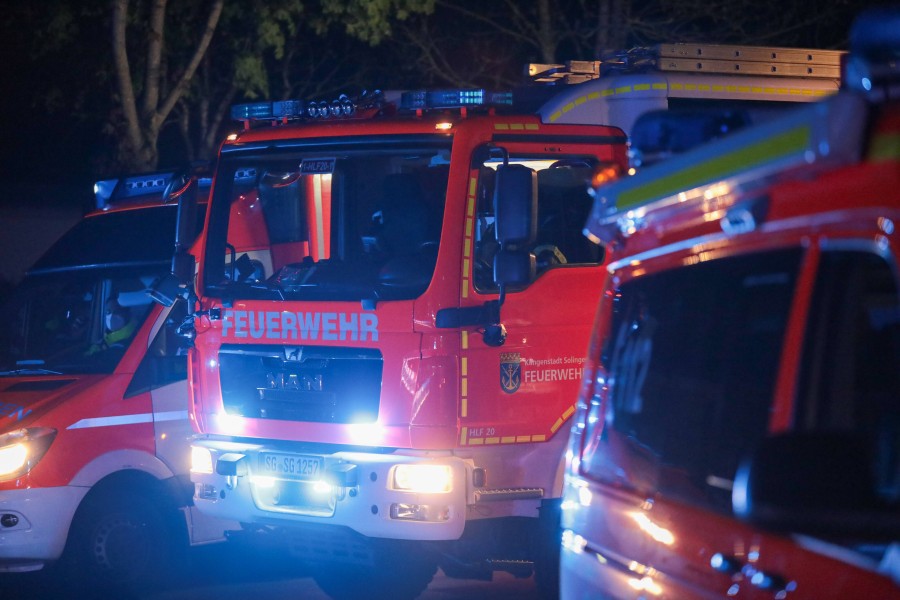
(0, 0), (889, 285)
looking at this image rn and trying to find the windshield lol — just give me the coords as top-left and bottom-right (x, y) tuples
(30, 206), (188, 274)
(0, 271), (159, 375)
(204, 137), (452, 301)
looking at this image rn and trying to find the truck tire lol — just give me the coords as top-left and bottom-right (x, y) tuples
(312, 540), (437, 600)
(63, 490), (181, 594)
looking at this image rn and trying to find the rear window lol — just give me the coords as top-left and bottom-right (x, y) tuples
(585, 248), (801, 513)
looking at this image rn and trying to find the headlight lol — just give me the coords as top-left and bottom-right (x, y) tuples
(190, 445), (214, 474)
(0, 427), (56, 481)
(391, 464), (453, 493)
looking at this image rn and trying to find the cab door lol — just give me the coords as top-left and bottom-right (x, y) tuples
(602, 244), (900, 598)
(586, 246), (803, 598)
(457, 140), (617, 491)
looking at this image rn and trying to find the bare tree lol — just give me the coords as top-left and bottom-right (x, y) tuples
(111, 0), (224, 171)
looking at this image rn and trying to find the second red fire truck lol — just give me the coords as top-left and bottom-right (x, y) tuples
(0, 173), (230, 595)
(562, 8), (900, 598)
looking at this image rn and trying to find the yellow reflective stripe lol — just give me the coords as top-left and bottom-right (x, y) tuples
(313, 175), (326, 259)
(618, 124), (811, 211)
(460, 403), (577, 446)
(495, 122), (540, 130)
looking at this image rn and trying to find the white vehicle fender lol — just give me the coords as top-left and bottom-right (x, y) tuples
(68, 448), (177, 488)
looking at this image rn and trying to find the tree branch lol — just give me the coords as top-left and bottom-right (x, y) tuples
(142, 0), (167, 117)
(111, 0), (144, 159)
(155, 0), (224, 131)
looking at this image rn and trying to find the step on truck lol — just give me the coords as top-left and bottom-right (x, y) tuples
(0, 172), (230, 594)
(562, 8), (900, 599)
(175, 41), (845, 600)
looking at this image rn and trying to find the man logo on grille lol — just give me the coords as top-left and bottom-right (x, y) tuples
(500, 353), (522, 394)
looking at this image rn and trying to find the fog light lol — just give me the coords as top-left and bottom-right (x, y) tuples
(191, 446), (213, 474)
(195, 483), (218, 500)
(390, 503), (450, 522)
(0, 513), (20, 528)
(391, 464), (452, 493)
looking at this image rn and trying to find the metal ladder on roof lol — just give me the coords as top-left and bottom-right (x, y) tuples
(527, 43), (846, 84)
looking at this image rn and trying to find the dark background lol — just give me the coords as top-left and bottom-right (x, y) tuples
(0, 0), (888, 288)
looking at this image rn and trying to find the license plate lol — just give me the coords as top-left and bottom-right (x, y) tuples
(258, 452), (324, 480)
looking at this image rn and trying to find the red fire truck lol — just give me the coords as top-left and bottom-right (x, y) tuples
(0, 173), (229, 594)
(175, 43), (844, 600)
(562, 8), (900, 599)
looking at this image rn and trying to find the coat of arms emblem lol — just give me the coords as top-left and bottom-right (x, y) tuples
(499, 352), (522, 394)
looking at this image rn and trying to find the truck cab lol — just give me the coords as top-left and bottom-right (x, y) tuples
(184, 89), (627, 599)
(0, 172), (227, 594)
(561, 9), (900, 598)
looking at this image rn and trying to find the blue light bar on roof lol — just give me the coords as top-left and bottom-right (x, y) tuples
(231, 95), (360, 124)
(231, 100), (306, 122)
(93, 172), (174, 209)
(400, 89), (513, 110)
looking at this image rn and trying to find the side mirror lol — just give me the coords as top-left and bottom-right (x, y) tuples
(733, 432), (900, 539)
(493, 248), (535, 289)
(493, 164), (537, 246)
(171, 181), (199, 284)
(147, 273), (183, 308)
(150, 177), (200, 308)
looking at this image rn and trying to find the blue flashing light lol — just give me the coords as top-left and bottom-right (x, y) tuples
(93, 172), (174, 209)
(231, 102), (277, 121)
(231, 94), (359, 124)
(273, 100), (304, 119)
(93, 178), (117, 209)
(307, 101), (328, 119)
(400, 89), (513, 111)
(231, 100), (307, 122)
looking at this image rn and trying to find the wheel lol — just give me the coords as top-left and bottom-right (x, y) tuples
(313, 540), (437, 600)
(62, 491), (182, 595)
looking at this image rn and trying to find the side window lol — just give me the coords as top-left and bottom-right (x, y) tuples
(472, 154), (603, 293)
(589, 248), (802, 513)
(124, 300), (190, 398)
(534, 165), (602, 267)
(797, 251), (900, 503)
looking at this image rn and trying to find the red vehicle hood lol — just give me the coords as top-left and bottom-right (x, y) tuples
(0, 375), (103, 432)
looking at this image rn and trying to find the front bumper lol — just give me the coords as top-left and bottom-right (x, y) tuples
(0, 486), (88, 572)
(191, 439), (471, 541)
